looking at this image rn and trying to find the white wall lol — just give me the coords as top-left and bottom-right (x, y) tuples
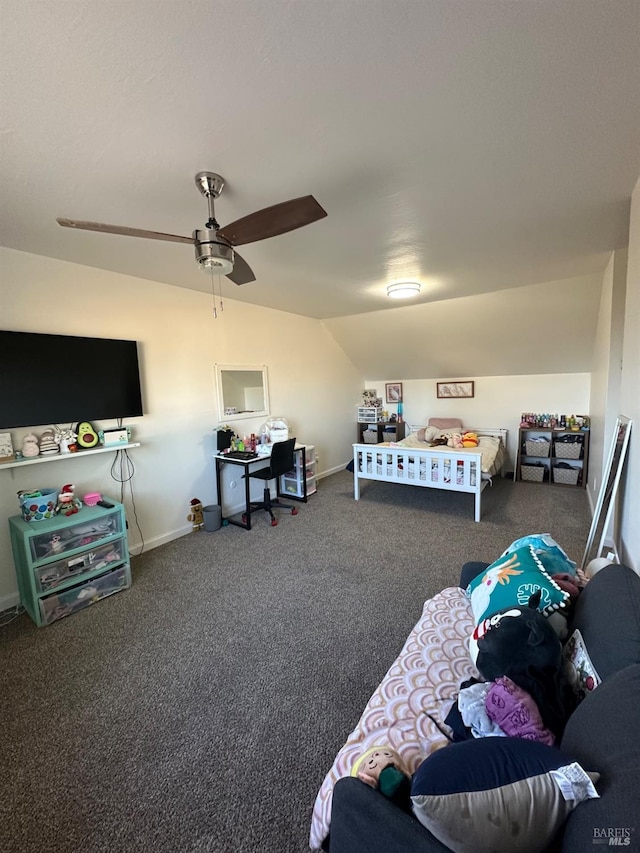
(365, 374), (591, 468)
(618, 177), (640, 568)
(588, 250), (627, 511)
(0, 248), (362, 607)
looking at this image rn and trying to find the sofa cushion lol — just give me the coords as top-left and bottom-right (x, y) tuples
(569, 565), (640, 680)
(410, 738), (599, 853)
(559, 664), (640, 852)
(328, 777), (450, 853)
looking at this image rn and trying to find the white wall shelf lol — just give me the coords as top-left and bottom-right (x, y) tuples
(0, 443), (141, 471)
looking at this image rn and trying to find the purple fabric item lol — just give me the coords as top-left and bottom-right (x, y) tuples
(485, 676), (555, 745)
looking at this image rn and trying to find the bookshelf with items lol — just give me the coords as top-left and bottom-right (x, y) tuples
(516, 413), (590, 489)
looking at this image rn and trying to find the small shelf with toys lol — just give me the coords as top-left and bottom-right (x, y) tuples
(515, 413), (590, 489)
(8, 497), (131, 627)
(0, 442), (141, 471)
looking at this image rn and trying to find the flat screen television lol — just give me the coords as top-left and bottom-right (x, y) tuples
(0, 330), (144, 429)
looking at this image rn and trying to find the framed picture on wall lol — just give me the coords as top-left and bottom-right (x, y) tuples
(436, 381), (474, 399)
(385, 382), (403, 403)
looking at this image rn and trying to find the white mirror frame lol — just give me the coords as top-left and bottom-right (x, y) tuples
(215, 364), (270, 423)
(582, 415), (632, 568)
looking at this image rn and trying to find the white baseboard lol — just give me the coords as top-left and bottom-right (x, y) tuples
(128, 524), (192, 556)
(318, 464), (349, 479)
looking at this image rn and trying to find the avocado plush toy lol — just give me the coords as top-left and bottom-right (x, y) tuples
(75, 421), (99, 449)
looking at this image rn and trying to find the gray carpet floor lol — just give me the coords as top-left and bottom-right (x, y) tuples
(0, 471), (591, 853)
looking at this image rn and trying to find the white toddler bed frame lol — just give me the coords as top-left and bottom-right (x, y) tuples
(352, 426), (508, 522)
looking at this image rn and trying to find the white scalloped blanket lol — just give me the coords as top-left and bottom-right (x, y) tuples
(309, 586), (477, 850)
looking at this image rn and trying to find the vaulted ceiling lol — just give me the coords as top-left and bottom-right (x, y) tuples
(1, 1), (638, 376)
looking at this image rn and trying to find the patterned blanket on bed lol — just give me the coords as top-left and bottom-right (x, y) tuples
(309, 587), (477, 850)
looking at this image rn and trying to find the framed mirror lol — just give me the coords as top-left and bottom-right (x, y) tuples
(582, 415), (632, 568)
(215, 364), (270, 422)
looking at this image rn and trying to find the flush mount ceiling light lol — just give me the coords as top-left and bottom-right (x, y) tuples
(386, 281), (421, 299)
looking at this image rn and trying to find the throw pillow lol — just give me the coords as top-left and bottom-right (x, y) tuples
(562, 628), (601, 703)
(502, 533), (577, 576)
(410, 737), (599, 853)
(467, 545), (569, 627)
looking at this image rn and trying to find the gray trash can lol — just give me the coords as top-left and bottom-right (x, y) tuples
(202, 504), (222, 532)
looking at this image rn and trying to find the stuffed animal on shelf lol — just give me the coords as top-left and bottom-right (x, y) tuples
(351, 746), (411, 806)
(22, 433), (40, 458)
(462, 431), (479, 448)
(56, 425), (78, 453)
(75, 421), (99, 449)
(187, 498), (204, 532)
(55, 483), (81, 516)
(39, 428), (61, 456)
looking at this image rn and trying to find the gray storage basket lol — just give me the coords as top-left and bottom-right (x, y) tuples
(553, 466), (580, 485)
(525, 439), (550, 457)
(521, 464), (545, 482)
(554, 441), (582, 459)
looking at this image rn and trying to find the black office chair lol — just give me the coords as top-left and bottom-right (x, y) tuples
(243, 437), (299, 527)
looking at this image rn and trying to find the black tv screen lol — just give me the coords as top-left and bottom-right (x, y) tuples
(0, 330), (144, 429)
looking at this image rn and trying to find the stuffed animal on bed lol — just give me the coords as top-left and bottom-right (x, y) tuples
(351, 746), (411, 805)
(446, 433), (464, 449)
(461, 431), (479, 448)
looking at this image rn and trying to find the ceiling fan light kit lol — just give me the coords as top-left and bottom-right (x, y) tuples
(56, 171), (327, 286)
(194, 232), (234, 275)
(387, 281), (421, 299)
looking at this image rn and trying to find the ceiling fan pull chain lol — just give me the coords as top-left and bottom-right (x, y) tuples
(210, 268), (218, 318)
(218, 272), (224, 313)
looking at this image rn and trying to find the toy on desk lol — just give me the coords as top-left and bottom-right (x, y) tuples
(39, 428), (61, 456)
(83, 492), (102, 507)
(187, 498), (204, 531)
(55, 484), (81, 516)
(22, 433), (40, 458)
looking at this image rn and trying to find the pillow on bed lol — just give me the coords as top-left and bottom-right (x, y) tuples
(428, 418), (463, 431)
(467, 545), (570, 627)
(413, 425), (440, 442)
(410, 737), (599, 853)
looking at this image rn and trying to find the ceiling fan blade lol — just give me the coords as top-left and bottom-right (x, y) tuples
(226, 251), (256, 285)
(56, 218), (194, 245)
(217, 195), (327, 246)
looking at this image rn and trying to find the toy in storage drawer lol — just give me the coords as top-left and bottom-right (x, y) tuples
(35, 540), (126, 592)
(29, 510), (122, 561)
(39, 565), (130, 625)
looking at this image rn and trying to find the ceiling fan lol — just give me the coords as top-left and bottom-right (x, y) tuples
(56, 172), (327, 285)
